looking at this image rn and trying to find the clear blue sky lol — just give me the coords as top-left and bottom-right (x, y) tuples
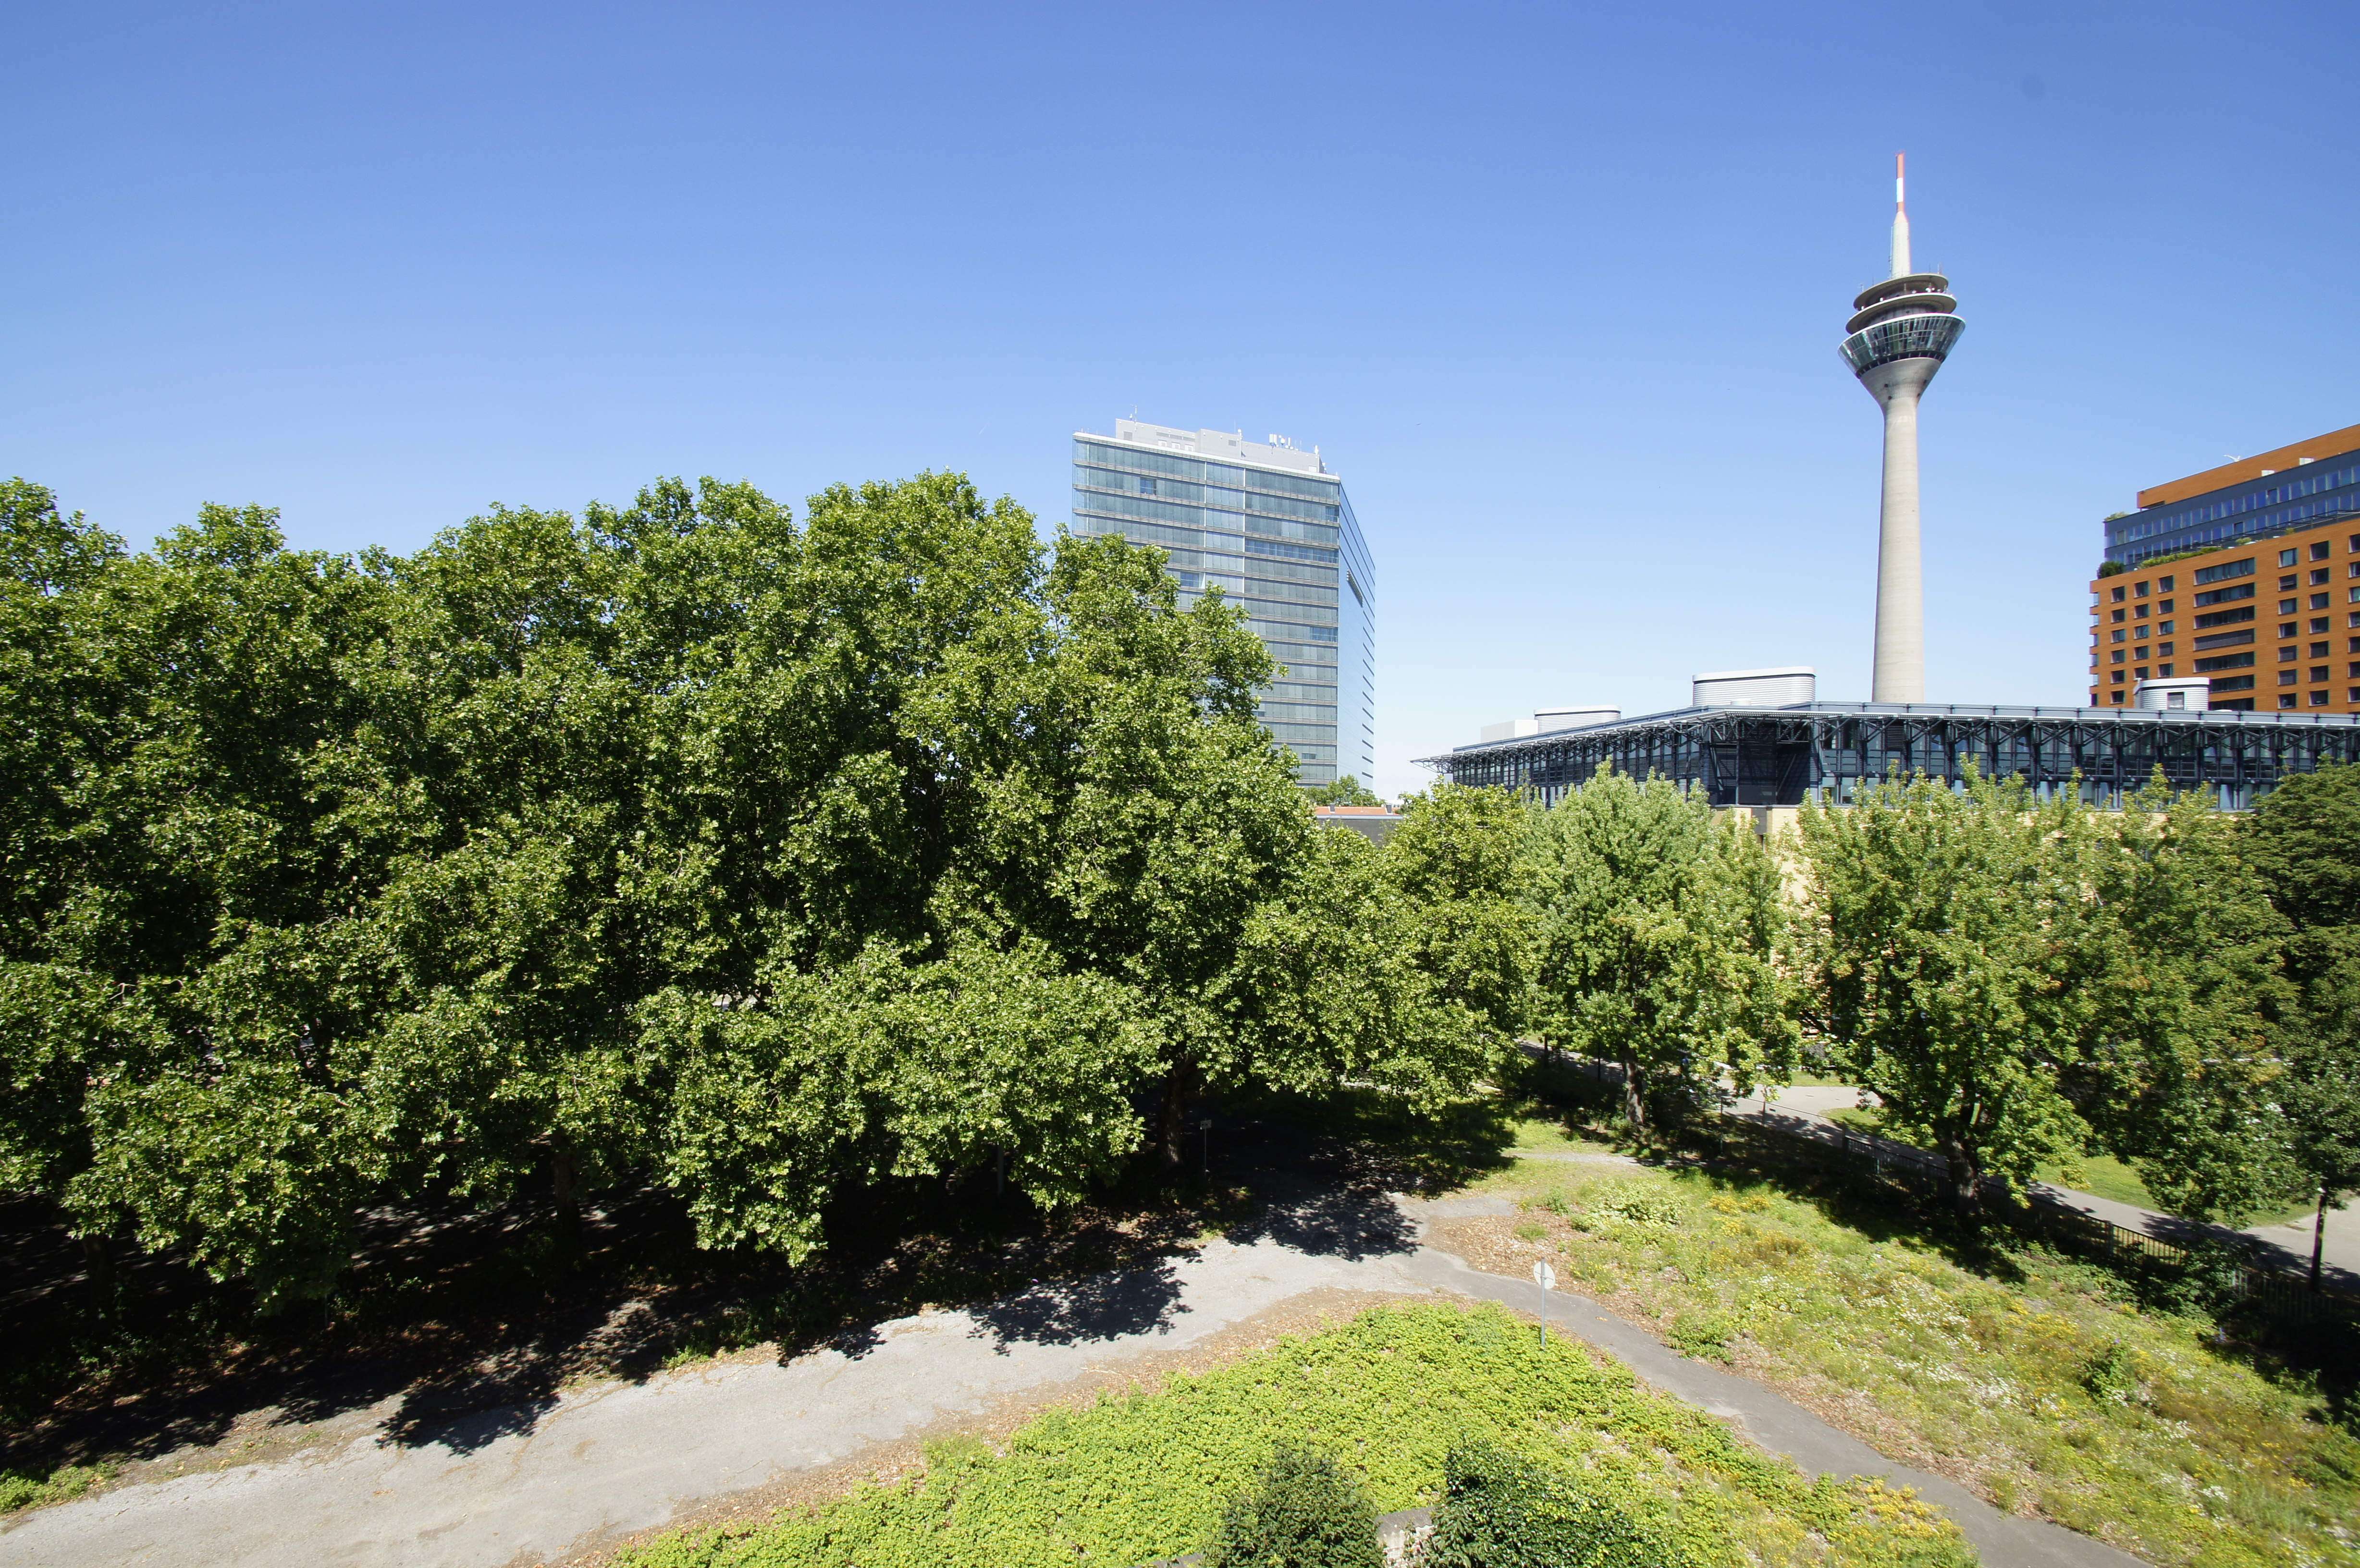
(11, 2), (2354, 796)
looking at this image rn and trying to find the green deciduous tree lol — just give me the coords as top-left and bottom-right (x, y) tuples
(2, 469), (1497, 1310)
(1799, 769), (2291, 1221)
(2075, 779), (2299, 1222)
(1800, 771), (2096, 1214)
(1303, 774), (1384, 807)
(1522, 770), (1793, 1137)
(2241, 763), (2360, 1280)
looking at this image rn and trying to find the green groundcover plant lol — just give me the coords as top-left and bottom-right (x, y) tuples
(616, 1302), (1972, 1568)
(1479, 1156), (2360, 1567)
(0, 1462), (107, 1514)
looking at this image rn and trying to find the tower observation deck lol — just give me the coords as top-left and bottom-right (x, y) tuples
(1842, 153), (1963, 703)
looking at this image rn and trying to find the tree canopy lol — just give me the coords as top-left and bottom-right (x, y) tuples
(1799, 769), (2293, 1219)
(1522, 770), (1793, 1134)
(0, 473), (1504, 1308)
(2242, 765), (2360, 1264)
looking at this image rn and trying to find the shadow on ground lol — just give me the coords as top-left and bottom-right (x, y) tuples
(0, 1085), (1521, 1479)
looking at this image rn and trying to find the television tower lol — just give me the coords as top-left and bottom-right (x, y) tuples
(1842, 153), (1964, 703)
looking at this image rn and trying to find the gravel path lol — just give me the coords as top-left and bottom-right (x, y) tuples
(2, 1190), (2146, 1568)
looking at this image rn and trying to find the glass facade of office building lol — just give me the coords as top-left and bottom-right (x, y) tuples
(2105, 455), (2360, 568)
(1071, 425), (1376, 785)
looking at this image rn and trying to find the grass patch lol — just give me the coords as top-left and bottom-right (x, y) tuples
(0, 1461), (108, 1514)
(615, 1301), (1973, 1568)
(1509, 1117), (1626, 1158)
(1470, 1164), (2360, 1567)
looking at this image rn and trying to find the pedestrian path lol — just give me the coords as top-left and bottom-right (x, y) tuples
(1, 1183), (2153, 1568)
(1398, 1238), (2141, 1568)
(1740, 1084), (2357, 1289)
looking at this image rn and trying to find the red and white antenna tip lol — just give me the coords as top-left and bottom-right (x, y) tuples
(1888, 153), (1913, 278)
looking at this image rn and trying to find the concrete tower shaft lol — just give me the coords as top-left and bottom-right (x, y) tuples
(1840, 154), (1962, 704)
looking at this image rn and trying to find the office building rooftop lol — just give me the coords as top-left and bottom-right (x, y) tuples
(2105, 423), (2360, 569)
(1103, 419), (1329, 478)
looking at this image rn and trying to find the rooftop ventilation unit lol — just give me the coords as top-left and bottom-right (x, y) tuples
(1534, 707), (1619, 733)
(2133, 676), (2210, 712)
(1693, 668), (1816, 708)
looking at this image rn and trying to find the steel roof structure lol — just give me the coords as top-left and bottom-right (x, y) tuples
(1418, 701), (2360, 809)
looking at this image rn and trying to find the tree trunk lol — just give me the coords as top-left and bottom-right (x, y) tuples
(1155, 1057), (1200, 1172)
(81, 1233), (115, 1317)
(1619, 1055), (1647, 1138)
(551, 1138), (582, 1256)
(2312, 1187), (2329, 1293)
(1941, 1136), (1980, 1220)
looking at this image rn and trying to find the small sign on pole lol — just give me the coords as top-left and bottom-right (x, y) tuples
(1532, 1260), (1556, 1345)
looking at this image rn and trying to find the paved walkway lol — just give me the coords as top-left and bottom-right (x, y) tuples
(1405, 1197), (2141, 1568)
(2, 1187), (2148, 1568)
(1746, 1085), (2358, 1289)
(0, 1230), (1421, 1568)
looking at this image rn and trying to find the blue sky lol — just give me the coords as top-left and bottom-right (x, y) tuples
(10, 2), (2355, 796)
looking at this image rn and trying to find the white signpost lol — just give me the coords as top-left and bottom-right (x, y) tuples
(1532, 1260), (1555, 1345)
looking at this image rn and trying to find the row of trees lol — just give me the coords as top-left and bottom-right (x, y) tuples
(7, 465), (2356, 1312)
(0, 474), (1525, 1311)
(1522, 764), (2360, 1237)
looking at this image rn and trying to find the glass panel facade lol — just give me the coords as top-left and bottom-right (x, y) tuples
(1429, 705), (2360, 811)
(1838, 313), (1964, 373)
(2107, 463), (2360, 568)
(1073, 429), (1377, 786)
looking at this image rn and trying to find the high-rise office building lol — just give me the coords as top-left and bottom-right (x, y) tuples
(1071, 419), (1376, 785)
(2089, 426), (2360, 713)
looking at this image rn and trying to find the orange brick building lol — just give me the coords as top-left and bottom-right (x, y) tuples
(2091, 428), (2360, 712)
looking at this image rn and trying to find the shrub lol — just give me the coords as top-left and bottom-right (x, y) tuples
(2080, 1339), (2142, 1405)
(0, 1463), (107, 1515)
(2141, 1238), (2248, 1319)
(1583, 1180), (1680, 1230)
(1423, 1444), (1675, 1568)
(1667, 1311), (1734, 1364)
(1207, 1445), (1381, 1568)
